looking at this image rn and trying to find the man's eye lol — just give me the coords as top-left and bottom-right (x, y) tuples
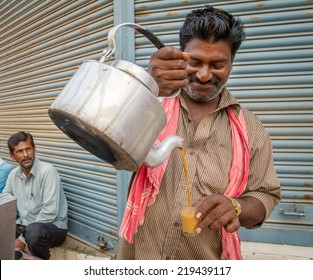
(213, 64), (225, 69)
(188, 60), (201, 66)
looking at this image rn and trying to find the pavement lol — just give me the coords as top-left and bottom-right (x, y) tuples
(241, 241), (313, 260)
(49, 236), (313, 260)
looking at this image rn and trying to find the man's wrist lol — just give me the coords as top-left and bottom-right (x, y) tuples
(15, 238), (26, 251)
(229, 197), (242, 216)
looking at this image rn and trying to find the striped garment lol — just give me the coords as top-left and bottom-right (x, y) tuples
(117, 88), (280, 260)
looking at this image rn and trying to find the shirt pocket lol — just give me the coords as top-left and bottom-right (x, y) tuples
(195, 142), (231, 196)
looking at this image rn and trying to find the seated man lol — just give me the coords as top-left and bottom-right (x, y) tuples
(0, 156), (14, 192)
(3, 131), (68, 260)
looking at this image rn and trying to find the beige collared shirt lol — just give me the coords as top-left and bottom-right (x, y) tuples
(117, 88), (280, 260)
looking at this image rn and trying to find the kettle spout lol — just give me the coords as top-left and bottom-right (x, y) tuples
(144, 135), (184, 167)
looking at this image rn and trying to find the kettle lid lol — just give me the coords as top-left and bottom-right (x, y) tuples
(112, 60), (159, 96)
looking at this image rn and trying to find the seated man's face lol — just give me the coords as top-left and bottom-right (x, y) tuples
(10, 140), (36, 171)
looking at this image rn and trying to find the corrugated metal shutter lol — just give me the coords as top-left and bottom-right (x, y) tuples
(1, 0), (312, 250)
(0, 0), (123, 251)
(134, 0), (313, 246)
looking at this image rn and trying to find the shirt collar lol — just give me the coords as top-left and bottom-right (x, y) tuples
(179, 87), (241, 115)
(218, 88), (241, 115)
(17, 157), (39, 179)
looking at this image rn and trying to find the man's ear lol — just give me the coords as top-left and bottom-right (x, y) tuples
(9, 152), (15, 161)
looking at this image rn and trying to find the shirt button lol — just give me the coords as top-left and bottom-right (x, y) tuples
(174, 222), (179, 227)
(166, 256), (172, 260)
(189, 151), (194, 156)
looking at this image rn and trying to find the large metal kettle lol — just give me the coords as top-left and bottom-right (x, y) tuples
(48, 23), (183, 171)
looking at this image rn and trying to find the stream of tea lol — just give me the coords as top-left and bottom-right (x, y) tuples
(181, 147), (191, 207)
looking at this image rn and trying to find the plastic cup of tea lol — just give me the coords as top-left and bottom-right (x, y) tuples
(180, 202), (199, 235)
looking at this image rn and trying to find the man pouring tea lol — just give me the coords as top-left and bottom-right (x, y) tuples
(117, 5), (280, 260)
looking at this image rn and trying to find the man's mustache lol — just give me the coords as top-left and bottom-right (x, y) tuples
(188, 76), (220, 86)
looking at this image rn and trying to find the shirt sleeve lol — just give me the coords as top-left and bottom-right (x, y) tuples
(34, 166), (62, 223)
(18, 234), (26, 244)
(2, 172), (13, 194)
(241, 120), (281, 228)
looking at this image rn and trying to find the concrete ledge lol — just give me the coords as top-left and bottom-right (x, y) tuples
(49, 236), (313, 260)
(50, 236), (115, 260)
(241, 241), (313, 260)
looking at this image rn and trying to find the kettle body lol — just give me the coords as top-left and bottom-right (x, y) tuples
(48, 23), (182, 171)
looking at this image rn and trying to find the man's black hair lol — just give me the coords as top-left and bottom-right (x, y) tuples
(8, 131), (35, 153)
(179, 5), (245, 58)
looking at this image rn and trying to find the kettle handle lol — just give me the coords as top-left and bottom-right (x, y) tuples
(100, 23), (180, 99)
(100, 23), (165, 62)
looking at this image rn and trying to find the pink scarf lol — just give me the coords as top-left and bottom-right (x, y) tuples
(119, 97), (250, 260)
(119, 96), (180, 243)
(221, 107), (250, 260)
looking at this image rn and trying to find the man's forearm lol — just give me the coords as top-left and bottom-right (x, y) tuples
(236, 196), (266, 228)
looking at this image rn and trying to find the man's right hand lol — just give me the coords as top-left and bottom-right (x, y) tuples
(148, 47), (190, 97)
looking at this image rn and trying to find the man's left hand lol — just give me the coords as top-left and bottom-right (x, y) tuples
(194, 194), (240, 234)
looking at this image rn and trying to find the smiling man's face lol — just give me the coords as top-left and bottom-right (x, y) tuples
(183, 38), (233, 103)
